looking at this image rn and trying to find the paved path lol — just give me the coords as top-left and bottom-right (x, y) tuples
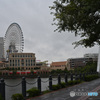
(27, 78), (100, 100)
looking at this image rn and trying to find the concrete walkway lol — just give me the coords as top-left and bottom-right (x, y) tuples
(27, 78), (100, 100)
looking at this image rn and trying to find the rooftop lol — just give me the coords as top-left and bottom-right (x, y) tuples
(51, 61), (67, 66)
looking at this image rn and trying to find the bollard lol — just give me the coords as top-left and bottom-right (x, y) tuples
(22, 77), (26, 98)
(37, 76), (41, 93)
(65, 74), (68, 85)
(58, 74), (61, 85)
(71, 73), (73, 81)
(49, 75), (52, 91)
(0, 78), (5, 100)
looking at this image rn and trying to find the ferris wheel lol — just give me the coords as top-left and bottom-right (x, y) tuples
(4, 23), (24, 59)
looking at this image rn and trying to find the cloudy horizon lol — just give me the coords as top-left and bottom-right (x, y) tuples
(0, 0), (99, 63)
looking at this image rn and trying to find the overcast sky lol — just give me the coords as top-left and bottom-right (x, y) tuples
(0, 0), (99, 63)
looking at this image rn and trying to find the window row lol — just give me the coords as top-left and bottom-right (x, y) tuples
(10, 63), (35, 67)
(12, 54), (34, 57)
(10, 59), (35, 63)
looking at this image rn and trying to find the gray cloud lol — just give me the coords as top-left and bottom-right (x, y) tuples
(0, 0), (99, 63)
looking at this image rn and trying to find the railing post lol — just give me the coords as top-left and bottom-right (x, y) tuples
(37, 76), (41, 93)
(0, 78), (5, 100)
(58, 74), (61, 85)
(65, 73), (68, 85)
(71, 73), (73, 81)
(49, 75), (52, 91)
(22, 77), (26, 98)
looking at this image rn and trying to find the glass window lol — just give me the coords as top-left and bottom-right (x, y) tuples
(18, 60), (20, 66)
(22, 63), (24, 66)
(15, 60), (17, 66)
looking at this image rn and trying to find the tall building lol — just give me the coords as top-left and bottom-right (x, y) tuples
(0, 37), (4, 60)
(67, 58), (93, 70)
(84, 53), (98, 62)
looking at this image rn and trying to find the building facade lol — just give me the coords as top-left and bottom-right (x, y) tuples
(50, 61), (69, 70)
(0, 37), (4, 60)
(67, 58), (93, 70)
(0, 61), (5, 69)
(8, 53), (36, 70)
(84, 53), (98, 62)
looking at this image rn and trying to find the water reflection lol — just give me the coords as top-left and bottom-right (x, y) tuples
(4, 77), (69, 100)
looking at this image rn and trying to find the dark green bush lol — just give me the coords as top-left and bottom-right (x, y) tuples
(68, 80), (81, 85)
(68, 80), (73, 85)
(85, 75), (99, 81)
(52, 84), (61, 90)
(60, 82), (66, 88)
(11, 93), (24, 100)
(26, 87), (40, 97)
(73, 80), (81, 84)
(0, 94), (3, 100)
(42, 90), (50, 94)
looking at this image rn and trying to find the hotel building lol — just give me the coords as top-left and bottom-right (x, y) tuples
(8, 53), (36, 70)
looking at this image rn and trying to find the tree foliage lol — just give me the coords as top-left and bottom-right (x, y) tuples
(50, 0), (100, 47)
(74, 62), (97, 73)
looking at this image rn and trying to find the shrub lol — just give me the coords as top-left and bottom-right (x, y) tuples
(60, 82), (66, 88)
(68, 80), (73, 85)
(52, 84), (61, 90)
(11, 93), (24, 100)
(68, 80), (81, 85)
(26, 87), (40, 97)
(73, 80), (81, 84)
(42, 90), (50, 94)
(85, 75), (99, 81)
(0, 94), (3, 100)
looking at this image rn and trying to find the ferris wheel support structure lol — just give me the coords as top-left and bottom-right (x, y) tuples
(4, 23), (24, 60)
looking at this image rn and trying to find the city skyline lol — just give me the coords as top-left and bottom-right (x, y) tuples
(0, 0), (99, 63)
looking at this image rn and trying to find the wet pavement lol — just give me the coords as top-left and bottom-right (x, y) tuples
(27, 78), (100, 100)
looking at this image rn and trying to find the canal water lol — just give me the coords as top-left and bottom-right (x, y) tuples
(5, 77), (68, 100)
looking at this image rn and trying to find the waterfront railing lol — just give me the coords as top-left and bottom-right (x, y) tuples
(0, 72), (98, 100)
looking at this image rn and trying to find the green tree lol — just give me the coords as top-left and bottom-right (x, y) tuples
(50, 0), (100, 47)
(73, 62), (97, 73)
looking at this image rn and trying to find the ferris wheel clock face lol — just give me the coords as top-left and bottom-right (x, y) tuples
(4, 23), (24, 58)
